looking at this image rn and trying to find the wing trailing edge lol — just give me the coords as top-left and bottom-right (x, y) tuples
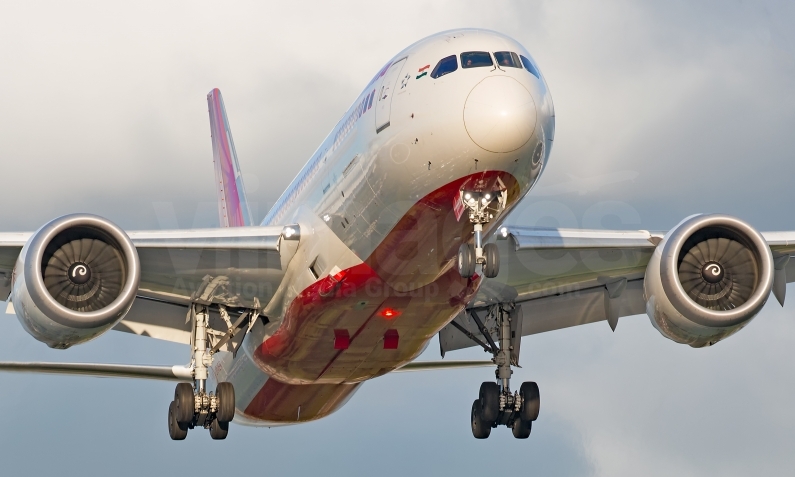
(0, 361), (193, 381)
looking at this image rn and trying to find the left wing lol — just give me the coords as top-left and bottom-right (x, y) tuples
(440, 224), (795, 355)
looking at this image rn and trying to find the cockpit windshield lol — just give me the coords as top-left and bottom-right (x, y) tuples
(431, 55), (458, 78)
(520, 55), (540, 78)
(494, 52), (521, 68)
(460, 51), (493, 68)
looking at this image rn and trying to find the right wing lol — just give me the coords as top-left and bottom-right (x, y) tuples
(0, 225), (296, 347)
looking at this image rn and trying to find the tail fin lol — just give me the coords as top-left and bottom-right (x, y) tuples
(207, 88), (253, 227)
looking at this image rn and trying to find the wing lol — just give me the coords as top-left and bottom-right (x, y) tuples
(439, 226), (795, 354)
(0, 225), (298, 346)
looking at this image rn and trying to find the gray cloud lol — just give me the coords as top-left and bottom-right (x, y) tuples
(1, 1), (794, 475)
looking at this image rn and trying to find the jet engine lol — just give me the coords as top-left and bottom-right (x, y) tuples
(644, 214), (774, 347)
(11, 214), (140, 348)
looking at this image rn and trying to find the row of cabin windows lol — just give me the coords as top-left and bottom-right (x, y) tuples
(430, 51), (540, 79)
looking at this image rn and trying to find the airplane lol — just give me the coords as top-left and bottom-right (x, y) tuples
(1, 27), (793, 441)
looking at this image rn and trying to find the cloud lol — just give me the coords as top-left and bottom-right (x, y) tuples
(0, 1), (795, 475)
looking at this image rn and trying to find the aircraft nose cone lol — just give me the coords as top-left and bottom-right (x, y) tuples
(464, 76), (537, 153)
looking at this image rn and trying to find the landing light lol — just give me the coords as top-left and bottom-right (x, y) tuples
(484, 193), (491, 200)
(283, 227), (297, 238)
(501, 227), (508, 238)
(323, 214), (330, 222)
(464, 193), (471, 200)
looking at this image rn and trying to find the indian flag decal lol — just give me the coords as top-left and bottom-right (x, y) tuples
(416, 64), (430, 79)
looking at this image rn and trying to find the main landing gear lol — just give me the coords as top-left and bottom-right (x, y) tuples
(452, 303), (540, 439)
(168, 304), (251, 440)
(456, 186), (506, 279)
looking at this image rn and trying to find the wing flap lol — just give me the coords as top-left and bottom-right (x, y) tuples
(129, 226), (289, 310)
(440, 279), (646, 354)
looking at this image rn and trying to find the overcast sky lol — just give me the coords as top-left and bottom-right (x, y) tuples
(1, 1), (795, 475)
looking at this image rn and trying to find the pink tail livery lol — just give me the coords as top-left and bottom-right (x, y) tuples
(207, 88), (253, 227)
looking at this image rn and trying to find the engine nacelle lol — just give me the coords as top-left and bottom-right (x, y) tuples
(11, 214), (140, 348)
(644, 214), (774, 347)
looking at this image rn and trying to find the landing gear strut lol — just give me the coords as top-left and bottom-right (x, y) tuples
(455, 303), (540, 439)
(456, 186), (506, 279)
(167, 304), (242, 440)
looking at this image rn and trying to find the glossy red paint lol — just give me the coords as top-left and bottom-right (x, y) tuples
(242, 378), (361, 423)
(383, 329), (399, 349)
(333, 329), (350, 350)
(246, 170), (521, 421)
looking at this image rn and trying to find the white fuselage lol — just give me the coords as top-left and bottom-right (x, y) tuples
(216, 28), (556, 426)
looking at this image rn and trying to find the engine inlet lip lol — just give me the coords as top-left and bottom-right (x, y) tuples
(24, 214), (141, 329)
(660, 214), (773, 328)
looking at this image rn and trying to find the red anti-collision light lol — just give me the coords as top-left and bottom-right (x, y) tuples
(379, 308), (401, 319)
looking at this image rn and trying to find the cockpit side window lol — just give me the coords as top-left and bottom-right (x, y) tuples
(494, 51), (521, 68)
(460, 51), (493, 68)
(520, 55), (540, 78)
(431, 55), (458, 79)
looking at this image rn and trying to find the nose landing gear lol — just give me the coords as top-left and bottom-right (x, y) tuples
(456, 187), (506, 279)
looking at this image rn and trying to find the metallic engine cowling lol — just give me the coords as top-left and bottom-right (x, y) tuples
(11, 214), (140, 349)
(644, 214), (773, 348)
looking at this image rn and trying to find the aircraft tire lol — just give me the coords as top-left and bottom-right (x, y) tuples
(174, 383), (195, 425)
(209, 418), (229, 440)
(483, 243), (499, 278)
(519, 381), (540, 422)
(511, 418), (532, 439)
(168, 401), (188, 440)
(471, 400), (491, 439)
(458, 244), (475, 278)
(216, 382), (235, 423)
(479, 382), (500, 422)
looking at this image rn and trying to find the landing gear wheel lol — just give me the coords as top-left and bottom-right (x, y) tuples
(168, 401), (188, 440)
(519, 381), (540, 422)
(216, 382), (235, 423)
(209, 418), (229, 440)
(174, 383), (195, 425)
(458, 243), (476, 278)
(478, 382), (500, 423)
(471, 400), (491, 439)
(512, 418), (532, 439)
(483, 243), (500, 278)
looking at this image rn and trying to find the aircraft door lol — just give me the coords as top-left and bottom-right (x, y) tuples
(374, 57), (407, 133)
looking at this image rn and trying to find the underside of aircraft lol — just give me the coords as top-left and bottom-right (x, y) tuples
(1, 28), (794, 441)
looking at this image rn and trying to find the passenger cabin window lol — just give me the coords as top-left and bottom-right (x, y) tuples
(460, 51), (493, 68)
(494, 51), (521, 68)
(520, 55), (540, 78)
(431, 55), (458, 78)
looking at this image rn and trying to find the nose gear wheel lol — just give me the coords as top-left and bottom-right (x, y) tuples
(456, 184), (507, 279)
